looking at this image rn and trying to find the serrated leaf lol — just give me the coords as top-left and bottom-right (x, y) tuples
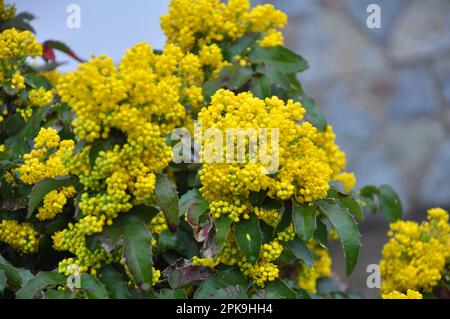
(155, 174), (179, 230)
(122, 220), (153, 291)
(249, 45), (309, 73)
(27, 176), (76, 218)
(80, 274), (110, 299)
(97, 265), (130, 299)
(235, 214), (262, 264)
(222, 33), (259, 60)
(292, 202), (317, 242)
(249, 74), (270, 98)
(317, 200), (361, 276)
(327, 188), (364, 221)
(254, 279), (296, 299)
(288, 238), (314, 267)
(16, 270), (65, 299)
(229, 67), (253, 90)
(195, 267), (248, 299)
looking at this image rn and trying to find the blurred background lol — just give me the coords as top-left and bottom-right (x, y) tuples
(9, 0), (450, 297)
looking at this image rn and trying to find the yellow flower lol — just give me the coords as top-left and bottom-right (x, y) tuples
(0, 28), (42, 60)
(161, 0), (286, 52)
(198, 90), (344, 221)
(17, 127), (74, 185)
(382, 290), (423, 299)
(0, 0), (16, 21)
(37, 186), (76, 220)
(0, 219), (39, 254)
(380, 208), (450, 294)
(28, 87), (53, 106)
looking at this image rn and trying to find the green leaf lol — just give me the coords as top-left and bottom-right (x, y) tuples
(80, 274), (110, 299)
(0, 12), (35, 32)
(254, 279), (296, 299)
(97, 265), (130, 299)
(155, 174), (179, 229)
(0, 256), (33, 292)
(43, 289), (75, 299)
(327, 188), (364, 221)
(158, 288), (187, 299)
(122, 220), (153, 291)
(314, 219), (328, 248)
(214, 216), (233, 254)
(0, 269), (6, 294)
(195, 267), (248, 299)
(292, 202), (317, 242)
(27, 176), (76, 218)
(299, 88), (327, 131)
(287, 238), (314, 267)
(358, 185), (402, 222)
(317, 200), (361, 276)
(222, 33), (259, 60)
(16, 270), (65, 299)
(229, 67), (254, 90)
(25, 74), (52, 90)
(5, 106), (49, 156)
(249, 73), (271, 99)
(235, 214), (262, 264)
(249, 45), (309, 73)
(158, 229), (180, 251)
(378, 185), (402, 222)
(256, 64), (292, 93)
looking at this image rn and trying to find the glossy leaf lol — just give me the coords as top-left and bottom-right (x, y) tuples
(318, 200), (361, 276)
(235, 214), (262, 264)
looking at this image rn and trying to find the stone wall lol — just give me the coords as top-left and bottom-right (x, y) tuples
(261, 0), (450, 297)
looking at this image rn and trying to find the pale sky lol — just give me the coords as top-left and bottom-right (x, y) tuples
(10, 0), (170, 70)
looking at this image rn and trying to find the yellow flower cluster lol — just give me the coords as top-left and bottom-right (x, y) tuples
(11, 70), (25, 90)
(28, 87), (53, 106)
(53, 215), (120, 276)
(161, 0), (287, 52)
(17, 127), (74, 185)
(198, 90), (348, 222)
(297, 240), (332, 294)
(382, 290), (423, 299)
(37, 186), (76, 220)
(54, 42), (206, 275)
(193, 223), (296, 287)
(149, 211), (168, 246)
(57, 43), (201, 221)
(254, 207), (281, 227)
(0, 28), (42, 61)
(149, 211), (168, 236)
(0, 219), (39, 254)
(57, 42), (203, 141)
(0, 0), (15, 21)
(334, 172), (357, 192)
(380, 208), (450, 294)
